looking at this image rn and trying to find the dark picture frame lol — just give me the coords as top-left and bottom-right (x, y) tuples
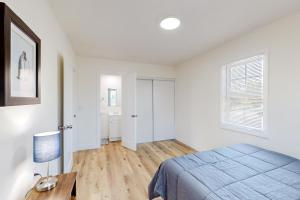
(0, 3), (41, 106)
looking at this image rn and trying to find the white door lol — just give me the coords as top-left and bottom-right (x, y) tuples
(121, 73), (137, 151)
(137, 79), (153, 143)
(153, 80), (175, 141)
(62, 65), (74, 172)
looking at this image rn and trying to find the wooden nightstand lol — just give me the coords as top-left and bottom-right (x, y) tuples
(27, 172), (77, 200)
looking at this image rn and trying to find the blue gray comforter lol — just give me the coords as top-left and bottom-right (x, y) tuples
(148, 144), (300, 200)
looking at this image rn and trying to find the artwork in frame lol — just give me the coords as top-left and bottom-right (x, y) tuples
(0, 3), (41, 106)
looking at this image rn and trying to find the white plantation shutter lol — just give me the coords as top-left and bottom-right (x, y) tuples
(222, 55), (266, 133)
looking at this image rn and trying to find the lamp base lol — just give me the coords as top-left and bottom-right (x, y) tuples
(35, 176), (58, 192)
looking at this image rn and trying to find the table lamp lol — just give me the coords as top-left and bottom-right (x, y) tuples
(33, 131), (61, 192)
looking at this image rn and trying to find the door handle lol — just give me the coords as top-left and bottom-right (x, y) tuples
(131, 115), (138, 118)
(58, 125), (73, 131)
(66, 125), (73, 129)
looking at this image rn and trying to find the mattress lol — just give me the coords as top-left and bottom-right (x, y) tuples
(148, 144), (300, 200)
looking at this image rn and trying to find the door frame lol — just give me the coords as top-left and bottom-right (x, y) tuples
(137, 76), (175, 81)
(96, 71), (123, 147)
(72, 66), (78, 152)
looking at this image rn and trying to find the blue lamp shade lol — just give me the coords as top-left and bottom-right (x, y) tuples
(33, 131), (61, 163)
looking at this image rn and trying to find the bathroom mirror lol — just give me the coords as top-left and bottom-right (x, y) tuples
(108, 88), (117, 106)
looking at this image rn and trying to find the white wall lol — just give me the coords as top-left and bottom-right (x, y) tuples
(77, 56), (175, 150)
(175, 11), (300, 159)
(0, 1), (76, 199)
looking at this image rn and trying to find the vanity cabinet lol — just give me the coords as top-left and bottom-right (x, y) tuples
(109, 115), (121, 141)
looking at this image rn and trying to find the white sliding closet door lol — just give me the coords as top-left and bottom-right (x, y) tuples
(137, 79), (153, 143)
(153, 80), (175, 141)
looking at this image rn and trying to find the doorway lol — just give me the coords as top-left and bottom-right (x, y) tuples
(100, 74), (122, 145)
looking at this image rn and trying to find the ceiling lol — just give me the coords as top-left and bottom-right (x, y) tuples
(48, 0), (300, 65)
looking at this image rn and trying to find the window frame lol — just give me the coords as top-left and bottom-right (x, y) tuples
(220, 53), (269, 138)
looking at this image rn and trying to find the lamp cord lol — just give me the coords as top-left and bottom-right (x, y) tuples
(24, 188), (33, 200)
(24, 173), (42, 199)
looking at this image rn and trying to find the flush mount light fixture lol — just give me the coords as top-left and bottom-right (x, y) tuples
(160, 17), (181, 30)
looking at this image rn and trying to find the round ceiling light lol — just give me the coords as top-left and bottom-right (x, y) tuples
(160, 17), (181, 30)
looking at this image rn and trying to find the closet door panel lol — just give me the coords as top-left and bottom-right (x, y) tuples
(153, 80), (175, 141)
(137, 79), (153, 143)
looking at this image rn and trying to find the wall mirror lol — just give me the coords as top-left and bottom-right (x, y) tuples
(108, 88), (117, 106)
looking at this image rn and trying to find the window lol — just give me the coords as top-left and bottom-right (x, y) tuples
(108, 88), (117, 106)
(221, 54), (267, 136)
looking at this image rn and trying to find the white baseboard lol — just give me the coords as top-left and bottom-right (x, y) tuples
(65, 158), (73, 173)
(76, 143), (100, 151)
(109, 137), (121, 142)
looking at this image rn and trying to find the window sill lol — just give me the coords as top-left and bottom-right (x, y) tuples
(220, 123), (269, 139)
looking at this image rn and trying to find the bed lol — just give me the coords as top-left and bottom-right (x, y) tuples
(148, 144), (300, 200)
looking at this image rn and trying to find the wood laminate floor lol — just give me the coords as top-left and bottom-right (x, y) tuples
(72, 140), (195, 200)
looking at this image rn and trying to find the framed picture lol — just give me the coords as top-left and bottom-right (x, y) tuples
(0, 3), (41, 106)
